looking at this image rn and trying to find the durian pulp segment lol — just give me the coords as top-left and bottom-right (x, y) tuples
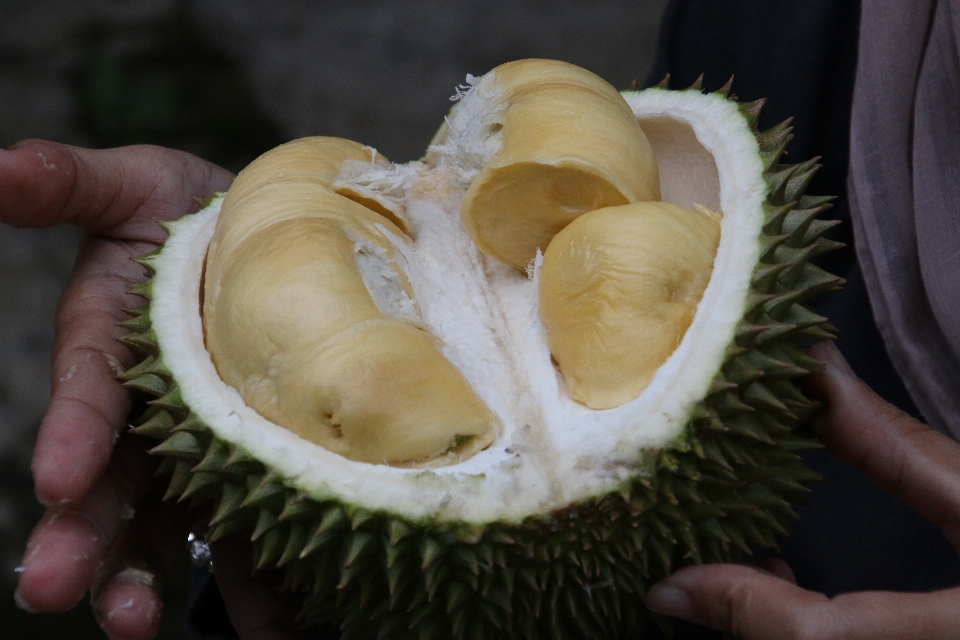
(155, 85), (766, 523)
(539, 202), (722, 410)
(452, 59), (661, 271)
(203, 138), (499, 468)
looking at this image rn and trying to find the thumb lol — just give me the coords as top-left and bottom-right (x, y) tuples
(644, 563), (960, 640)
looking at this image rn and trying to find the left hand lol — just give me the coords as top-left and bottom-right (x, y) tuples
(643, 341), (960, 639)
(4, 140), (234, 639)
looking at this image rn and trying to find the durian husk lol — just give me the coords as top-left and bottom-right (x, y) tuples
(120, 78), (841, 640)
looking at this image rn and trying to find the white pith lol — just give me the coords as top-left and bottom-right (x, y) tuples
(149, 82), (767, 524)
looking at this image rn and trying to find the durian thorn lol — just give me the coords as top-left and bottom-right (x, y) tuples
(119, 329), (160, 356)
(148, 382), (185, 412)
(783, 157), (822, 203)
(747, 350), (807, 378)
(376, 614), (406, 640)
(277, 522), (310, 566)
(706, 373), (737, 396)
(780, 204), (831, 243)
(423, 563), (450, 603)
(127, 279), (153, 300)
(314, 505), (350, 538)
(739, 97), (766, 130)
(744, 289), (777, 317)
(119, 354), (168, 382)
(278, 493), (318, 522)
(153, 454), (177, 476)
(685, 74), (705, 92)
(760, 199), (796, 234)
(652, 73), (670, 90)
(387, 519), (413, 546)
(743, 381), (792, 415)
(765, 164), (801, 204)
(150, 430), (205, 461)
(156, 219), (178, 235)
(171, 412), (209, 435)
(299, 528), (337, 560)
(223, 445), (261, 474)
(121, 303), (150, 319)
(776, 432), (826, 452)
(241, 478), (284, 510)
(721, 521), (752, 555)
(485, 583), (513, 614)
(764, 289), (807, 319)
(255, 528), (286, 570)
(132, 248), (161, 274)
(740, 483), (793, 510)
(206, 519), (249, 543)
(210, 480), (248, 526)
(194, 192), (225, 209)
(122, 373), (168, 397)
(812, 237), (846, 258)
(178, 471), (221, 502)
(162, 460), (193, 501)
(420, 536), (446, 569)
(727, 414), (778, 445)
(448, 600), (471, 636)
(343, 531), (377, 568)
(753, 261), (791, 291)
(483, 530), (516, 546)
(193, 438), (232, 475)
(757, 232), (791, 263)
(349, 508), (375, 531)
(715, 76), (734, 98)
(793, 217), (841, 248)
(251, 508), (279, 540)
(778, 244), (821, 286)
(714, 391), (758, 418)
(117, 312), (152, 334)
(722, 356), (765, 386)
(337, 562), (367, 594)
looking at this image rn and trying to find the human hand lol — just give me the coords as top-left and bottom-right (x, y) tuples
(3, 139), (238, 639)
(643, 340), (960, 639)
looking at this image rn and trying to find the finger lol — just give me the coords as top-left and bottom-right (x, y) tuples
(758, 557), (797, 584)
(91, 487), (191, 640)
(32, 235), (151, 505)
(0, 140), (233, 241)
(645, 563), (960, 640)
(16, 434), (154, 612)
(804, 341), (960, 549)
(211, 535), (301, 640)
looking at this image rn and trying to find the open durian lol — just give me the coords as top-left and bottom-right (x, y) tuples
(121, 59), (840, 639)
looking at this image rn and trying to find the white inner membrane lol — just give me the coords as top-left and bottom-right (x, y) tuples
(151, 84), (767, 523)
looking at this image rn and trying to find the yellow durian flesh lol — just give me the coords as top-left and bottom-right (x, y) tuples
(201, 61), (721, 469)
(203, 139), (500, 467)
(219, 136), (411, 232)
(459, 59), (660, 271)
(539, 202), (721, 410)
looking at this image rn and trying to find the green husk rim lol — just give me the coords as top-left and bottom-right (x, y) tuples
(120, 80), (842, 640)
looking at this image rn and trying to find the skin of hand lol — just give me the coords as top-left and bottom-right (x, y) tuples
(1, 139), (296, 640)
(643, 340), (960, 640)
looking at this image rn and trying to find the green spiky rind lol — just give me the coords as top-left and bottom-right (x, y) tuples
(120, 83), (841, 639)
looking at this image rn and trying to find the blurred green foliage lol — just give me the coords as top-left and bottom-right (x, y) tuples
(75, 4), (284, 173)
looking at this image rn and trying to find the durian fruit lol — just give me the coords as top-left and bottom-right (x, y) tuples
(121, 59), (841, 639)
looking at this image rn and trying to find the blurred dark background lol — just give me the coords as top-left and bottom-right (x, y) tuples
(0, 1), (668, 637)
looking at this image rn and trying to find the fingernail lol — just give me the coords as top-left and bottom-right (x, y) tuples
(14, 587), (35, 613)
(812, 341), (856, 380)
(644, 583), (694, 618)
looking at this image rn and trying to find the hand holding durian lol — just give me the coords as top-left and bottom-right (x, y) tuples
(7, 57), (960, 640)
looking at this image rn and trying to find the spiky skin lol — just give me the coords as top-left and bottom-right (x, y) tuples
(120, 81), (841, 640)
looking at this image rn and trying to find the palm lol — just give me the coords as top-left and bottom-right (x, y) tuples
(3, 140), (235, 639)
